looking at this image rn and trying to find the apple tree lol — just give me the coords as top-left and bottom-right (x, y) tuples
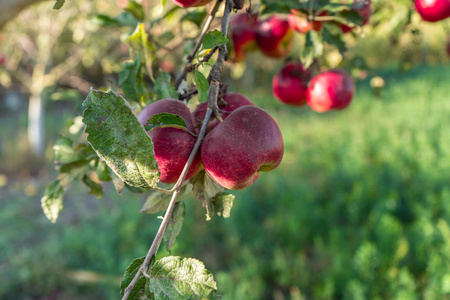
(41, 0), (450, 299)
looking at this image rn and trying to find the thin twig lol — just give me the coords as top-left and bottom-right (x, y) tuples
(121, 1), (234, 299)
(175, 0), (224, 89)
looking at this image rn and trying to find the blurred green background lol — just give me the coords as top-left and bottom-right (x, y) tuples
(1, 0), (450, 299)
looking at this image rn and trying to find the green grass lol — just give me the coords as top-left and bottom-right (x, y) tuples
(1, 64), (450, 299)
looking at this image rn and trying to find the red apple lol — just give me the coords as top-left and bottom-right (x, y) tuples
(272, 62), (312, 106)
(415, 0), (450, 22)
(193, 92), (255, 131)
(256, 15), (294, 58)
(201, 106), (284, 190)
(340, 0), (372, 33)
(306, 69), (355, 112)
(171, 0), (212, 8)
(137, 99), (202, 183)
(229, 13), (259, 62)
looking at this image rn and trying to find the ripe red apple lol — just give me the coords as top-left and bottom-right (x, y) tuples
(415, 0), (450, 22)
(201, 106), (284, 190)
(171, 0), (212, 8)
(340, 0), (372, 33)
(288, 9), (324, 33)
(229, 13), (259, 62)
(256, 15), (294, 58)
(193, 92), (255, 132)
(137, 99), (202, 183)
(272, 62), (312, 106)
(306, 69), (355, 112)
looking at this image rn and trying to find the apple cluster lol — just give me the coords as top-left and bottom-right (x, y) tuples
(229, 0), (374, 62)
(229, 13), (294, 62)
(272, 62), (355, 112)
(137, 93), (284, 190)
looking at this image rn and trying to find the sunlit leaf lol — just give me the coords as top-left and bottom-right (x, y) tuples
(148, 256), (217, 299)
(41, 180), (64, 223)
(212, 192), (235, 218)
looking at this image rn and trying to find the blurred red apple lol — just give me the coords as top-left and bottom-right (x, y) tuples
(137, 99), (202, 183)
(201, 106), (284, 190)
(272, 62), (312, 106)
(171, 0), (212, 8)
(193, 92), (255, 131)
(415, 0), (450, 22)
(256, 15), (294, 58)
(306, 69), (355, 112)
(229, 13), (259, 62)
(340, 0), (372, 33)
(159, 60), (175, 73)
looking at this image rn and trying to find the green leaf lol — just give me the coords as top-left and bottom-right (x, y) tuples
(82, 175), (103, 199)
(92, 14), (123, 27)
(317, 3), (353, 14)
(163, 202), (185, 253)
(212, 192), (235, 218)
(154, 70), (178, 100)
(162, 0), (168, 7)
(60, 159), (91, 179)
(53, 0), (65, 10)
(54, 135), (80, 164)
(322, 23), (346, 53)
(194, 70), (209, 103)
(191, 171), (224, 220)
(143, 112), (195, 136)
(335, 10), (365, 27)
(148, 256), (217, 299)
(82, 89), (160, 189)
(95, 160), (112, 181)
(119, 54), (148, 104)
(302, 30), (324, 69)
(125, 1), (145, 21)
(127, 23), (156, 81)
(180, 9), (207, 28)
(41, 180), (64, 223)
(120, 257), (147, 300)
(201, 30), (229, 52)
(141, 184), (188, 214)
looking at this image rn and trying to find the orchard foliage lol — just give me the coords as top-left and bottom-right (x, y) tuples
(42, 0), (450, 299)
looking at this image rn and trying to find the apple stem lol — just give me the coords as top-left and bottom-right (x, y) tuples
(121, 1), (233, 299)
(175, 0), (224, 90)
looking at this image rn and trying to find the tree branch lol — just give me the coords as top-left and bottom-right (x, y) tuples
(121, 1), (233, 298)
(175, 0), (224, 89)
